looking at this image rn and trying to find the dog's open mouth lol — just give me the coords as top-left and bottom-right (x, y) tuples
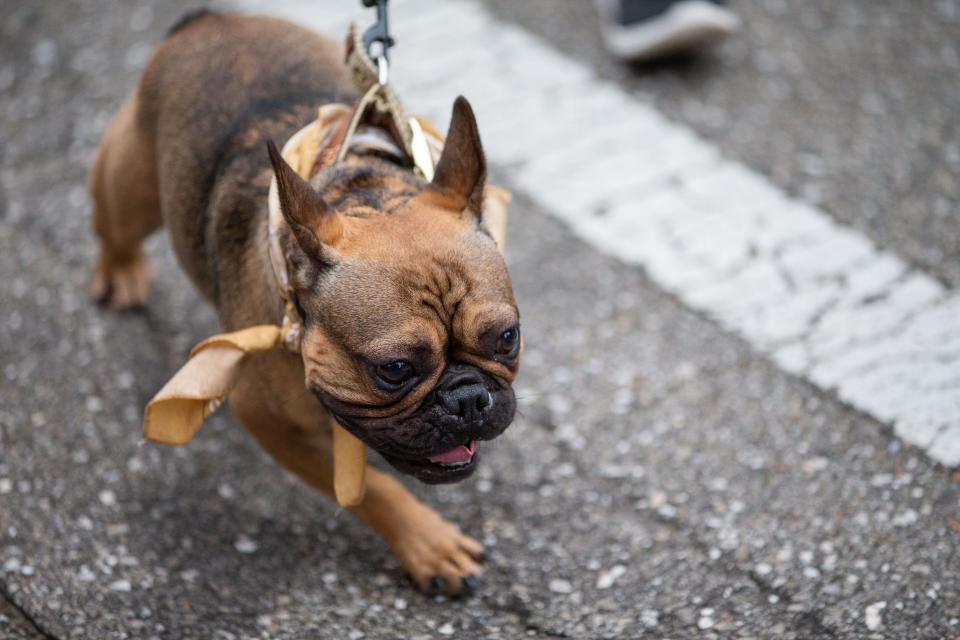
(382, 440), (480, 484)
(427, 440), (477, 466)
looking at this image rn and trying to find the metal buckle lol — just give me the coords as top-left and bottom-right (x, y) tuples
(362, 0), (395, 64)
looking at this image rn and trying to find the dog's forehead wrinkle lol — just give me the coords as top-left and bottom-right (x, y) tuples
(407, 255), (470, 327)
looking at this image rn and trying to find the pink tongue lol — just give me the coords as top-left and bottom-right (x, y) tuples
(428, 440), (477, 465)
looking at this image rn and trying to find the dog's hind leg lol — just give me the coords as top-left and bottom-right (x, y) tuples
(88, 92), (161, 309)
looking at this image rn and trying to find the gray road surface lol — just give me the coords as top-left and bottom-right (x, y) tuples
(1, 1), (958, 638)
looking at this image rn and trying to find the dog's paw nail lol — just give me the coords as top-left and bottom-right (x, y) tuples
(429, 575), (443, 595)
(462, 575), (480, 594)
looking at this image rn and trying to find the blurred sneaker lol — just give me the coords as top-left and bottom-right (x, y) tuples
(595, 0), (740, 62)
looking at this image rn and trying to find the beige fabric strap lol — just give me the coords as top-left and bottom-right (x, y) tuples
(333, 421), (367, 506)
(144, 325), (283, 445)
(344, 22), (414, 152)
(483, 185), (511, 251)
(335, 82), (386, 164)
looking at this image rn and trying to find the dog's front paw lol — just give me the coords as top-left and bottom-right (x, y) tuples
(90, 248), (150, 309)
(386, 507), (485, 596)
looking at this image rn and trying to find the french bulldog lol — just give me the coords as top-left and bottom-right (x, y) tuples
(88, 10), (521, 595)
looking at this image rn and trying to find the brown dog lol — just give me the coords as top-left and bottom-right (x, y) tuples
(88, 11), (521, 595)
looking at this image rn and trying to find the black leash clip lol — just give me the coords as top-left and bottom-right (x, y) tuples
(361, 0), (395, 62)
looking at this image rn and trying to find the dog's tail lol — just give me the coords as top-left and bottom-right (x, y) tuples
(166, 8), (219, 38)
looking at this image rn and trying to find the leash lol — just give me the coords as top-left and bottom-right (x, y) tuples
(361, 0), (395, 66)
(143, 4), (511, 508)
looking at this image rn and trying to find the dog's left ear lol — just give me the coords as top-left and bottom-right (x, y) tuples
(267, 140), (342, 258)
(431, 96), (487, 215)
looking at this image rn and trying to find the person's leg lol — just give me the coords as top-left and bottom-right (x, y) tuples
(594, 0), (740, 62)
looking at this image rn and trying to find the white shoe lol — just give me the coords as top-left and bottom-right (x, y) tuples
(595, 0), (740, 62)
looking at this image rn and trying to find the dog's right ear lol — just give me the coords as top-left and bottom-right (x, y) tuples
(267, 140), (342, 255)
(431, 96), (487, 215)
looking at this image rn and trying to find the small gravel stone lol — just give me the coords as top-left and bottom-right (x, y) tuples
(640, 609), (659, 628)
(234, 535), (258, 554)
(656, 504), (678, 520)
(596, 565), (626, 590)
(109, 579), (132, 592)
(437, 623), (455, 636)
(892, 509), (919, 527)
(549, 579), (573, 594)
(865, 601), (886, 630)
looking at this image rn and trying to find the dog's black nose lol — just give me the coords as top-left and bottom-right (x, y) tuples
(439, 372), (491, 421)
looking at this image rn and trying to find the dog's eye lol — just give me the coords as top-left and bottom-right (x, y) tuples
(495, 325), (521, 358)
(376, 360), (415, 387)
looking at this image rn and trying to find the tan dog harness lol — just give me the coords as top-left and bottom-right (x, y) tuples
(143, 24), (510, 507)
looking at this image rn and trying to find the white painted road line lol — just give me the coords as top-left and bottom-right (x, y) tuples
(236, 0), (960, 465)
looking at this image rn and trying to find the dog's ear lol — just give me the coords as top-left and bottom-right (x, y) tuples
(431, 96), (487, 215)
(267, 140), (342, 255)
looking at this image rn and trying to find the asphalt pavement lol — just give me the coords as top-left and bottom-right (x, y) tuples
(1, 1), (958, 638)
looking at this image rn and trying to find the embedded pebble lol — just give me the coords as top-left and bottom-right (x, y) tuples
(640, 610), (659, 628)
(77, 565), (96, 582)
(865, 601), (886, 630)
(85, 396), (103, 413)
(549, 578), (573, 594)
(109, 579), (132, 592)
(697, 610), (715, 630)
(891, 509), (919, 527)
(32, 40), (57, 66)
(656, 504), (678, 520)
(234, 535), (258, 554)
(596, 565), (626, 590)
